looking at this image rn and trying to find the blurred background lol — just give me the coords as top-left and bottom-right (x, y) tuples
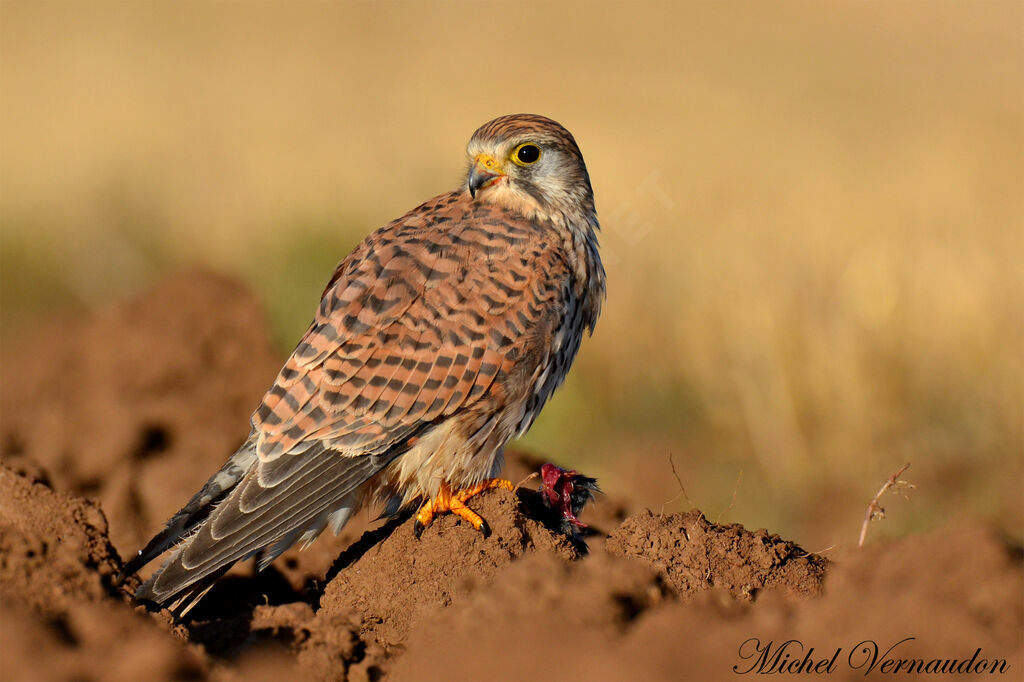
(2, 1), (1021, 549)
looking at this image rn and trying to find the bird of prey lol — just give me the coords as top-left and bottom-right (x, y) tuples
(120, 114), (606, 613)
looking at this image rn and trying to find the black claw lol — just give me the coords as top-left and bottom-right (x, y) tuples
(414, 520), (424, 539)
(479, 519), (491, 539)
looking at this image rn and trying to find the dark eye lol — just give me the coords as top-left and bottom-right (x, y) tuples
(513, 143), (542, 166)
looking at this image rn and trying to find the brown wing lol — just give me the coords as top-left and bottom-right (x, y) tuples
(251, 191), (568, 467)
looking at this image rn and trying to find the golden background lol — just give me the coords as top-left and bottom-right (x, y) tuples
(2, 1), (1021, 548)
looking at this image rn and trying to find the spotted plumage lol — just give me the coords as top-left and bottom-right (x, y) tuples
(121, 114), (606, 612)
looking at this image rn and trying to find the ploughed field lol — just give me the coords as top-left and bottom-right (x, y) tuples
(2, 273), (1020, 681)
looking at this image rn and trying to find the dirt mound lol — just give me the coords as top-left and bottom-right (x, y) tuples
(392, 523), (1023, 682)
(0, 599), (207, 682)
(808, 524), (1024, 663)
(614, 523), (1024, 681)
(2, 270), (1021, 681)
(607, 509), (827, 600)
(190, 602), (361, 682)
(0, 464), (127, 614)
(390, 551), (668, 681)
(0, 463), (205, 682)
(0, 269), (282, 559)
(176, 485), (591, 681)
(317, 487), (579, 645)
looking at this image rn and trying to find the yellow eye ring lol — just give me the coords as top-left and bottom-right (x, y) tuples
(511, 143), (542, 166)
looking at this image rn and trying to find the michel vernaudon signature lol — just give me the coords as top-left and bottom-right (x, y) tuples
(733, 638), (1011, 675)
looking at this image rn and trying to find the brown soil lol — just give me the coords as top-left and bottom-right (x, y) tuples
(0, 270), (283, 560)
(393, 522), (1024, 681)
(0, 464), (205, 682)
(606, 509), (828, 601)
(0, 466), (125, 614)
(2, 271), (1021, 681)
(316, 487), (580, 647)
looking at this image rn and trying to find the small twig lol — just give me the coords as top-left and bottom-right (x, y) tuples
(660, 452), (694, 514)
(858, 462), (914, 548)
(792, 544), (837, 559)
(716, 468), (743, 524)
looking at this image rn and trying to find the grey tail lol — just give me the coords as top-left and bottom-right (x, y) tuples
(117, 436), (259, 585)
(132, 443), (400, 614)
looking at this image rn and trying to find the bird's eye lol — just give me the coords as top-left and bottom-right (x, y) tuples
(512, 143), (542, 166)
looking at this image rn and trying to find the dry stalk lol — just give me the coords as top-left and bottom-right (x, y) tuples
(858, 462), (914, 548)
(660, 452), (694, 514)
(792, 544), (836, 559)
(716, 468), (744, 524)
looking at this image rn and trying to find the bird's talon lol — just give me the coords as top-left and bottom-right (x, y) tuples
(411, 478), (512, 538)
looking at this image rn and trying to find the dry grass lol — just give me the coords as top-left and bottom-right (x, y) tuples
(2, 1), (1021, 547)
(858, 462), (915, 548)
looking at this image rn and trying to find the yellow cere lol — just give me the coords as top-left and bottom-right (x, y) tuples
(473, 153), (503, 173)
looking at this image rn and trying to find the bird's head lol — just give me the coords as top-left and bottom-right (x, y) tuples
(465, 114), (595, 223)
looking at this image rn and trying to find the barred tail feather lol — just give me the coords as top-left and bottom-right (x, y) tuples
(133, 444), (398, 611)
(117, 437), (258, 584)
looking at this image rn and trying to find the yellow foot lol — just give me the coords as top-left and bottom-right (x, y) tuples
(413, 479), (515, 539)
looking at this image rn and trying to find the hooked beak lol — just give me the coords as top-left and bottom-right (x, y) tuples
(468, 153), (505, 198)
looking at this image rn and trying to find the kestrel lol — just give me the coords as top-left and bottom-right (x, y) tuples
(121, 114), (606, 613)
